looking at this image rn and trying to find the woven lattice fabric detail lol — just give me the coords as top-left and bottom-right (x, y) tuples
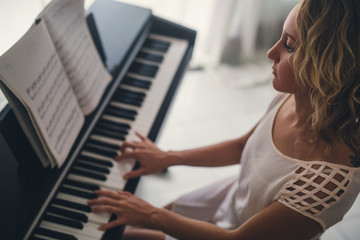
(279, 162), (351, 215)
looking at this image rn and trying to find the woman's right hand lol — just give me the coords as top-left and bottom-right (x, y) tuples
(116, 131), (171, 179)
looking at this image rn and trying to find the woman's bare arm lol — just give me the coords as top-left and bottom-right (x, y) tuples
(116, 123), (258, 179)
(88, 190), (322, 240)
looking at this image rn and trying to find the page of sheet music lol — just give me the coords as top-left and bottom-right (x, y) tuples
(0, 21), (85, 167)
(39, 0), (112, 115)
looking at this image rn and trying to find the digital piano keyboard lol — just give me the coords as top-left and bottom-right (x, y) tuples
(0, 0), (196, 239)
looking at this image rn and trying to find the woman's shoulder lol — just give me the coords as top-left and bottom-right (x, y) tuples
(325, 130), (358, 168)
(277, 158), (360, 231)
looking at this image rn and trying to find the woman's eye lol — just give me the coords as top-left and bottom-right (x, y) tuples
(283, 42), (295, 53)
(283, 38), (295, 53)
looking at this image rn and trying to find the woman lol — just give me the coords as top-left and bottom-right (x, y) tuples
(88, 0), (360, 239)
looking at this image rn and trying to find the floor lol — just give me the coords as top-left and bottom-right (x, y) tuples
(133, 62), (360, 240)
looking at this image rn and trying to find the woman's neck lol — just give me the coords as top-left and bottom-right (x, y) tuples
(289, 93), (313, 129)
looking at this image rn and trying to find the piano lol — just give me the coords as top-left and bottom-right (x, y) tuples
(0, 0), (196, 239)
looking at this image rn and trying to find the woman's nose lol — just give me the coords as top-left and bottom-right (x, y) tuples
(267, 44), (278, 61)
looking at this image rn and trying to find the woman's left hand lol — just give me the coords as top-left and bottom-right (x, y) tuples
(87, 190), (159, 231)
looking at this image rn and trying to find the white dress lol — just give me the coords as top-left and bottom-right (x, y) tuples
(166, 93), (360, 240)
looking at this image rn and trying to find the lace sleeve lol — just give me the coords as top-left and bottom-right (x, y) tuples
(278, 162), (352, 230)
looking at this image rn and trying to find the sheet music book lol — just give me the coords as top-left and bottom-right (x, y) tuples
(0, 0), (111, 168)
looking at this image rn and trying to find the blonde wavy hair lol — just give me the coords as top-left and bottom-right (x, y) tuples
(293, 0), (360, 159)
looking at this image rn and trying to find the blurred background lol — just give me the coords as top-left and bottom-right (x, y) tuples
(0, 0), (359, 239)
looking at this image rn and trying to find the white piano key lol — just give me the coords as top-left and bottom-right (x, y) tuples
(76, 158), (125, 178)
(67, 173), (122, 191)
(135, 57), (162, 66)
(41, 220), (103, 239)
(33, 234), (60, 240)
(57, 192), (90, 206)
(89, 134), (123, 146)
(101, 115), (135, 127)
(80, 150), (135, 178)
(71, 165), (124, 184)
(35, 231), (98, 240)
(126, 72), (152, 81)
(109, 100), (141, 112)
(119, 84), (148, 94)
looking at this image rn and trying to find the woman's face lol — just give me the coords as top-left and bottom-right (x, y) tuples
(267, 6), (302, 94)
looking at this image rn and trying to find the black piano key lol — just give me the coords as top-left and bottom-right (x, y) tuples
(77, 155), (113, 167)
(137, 51), (164, 63)
(43, 214), (83, 229)
(63, 179), (101, 191)
(69, 168), (107, 182)
(111, 93), (144, 103)
(52, 199), (91, 213)
(122, 76), (152, 89)
(128, 62), (159, 78)
(59, 185), (99, 199)
(103, 107), (136, 121)
(145, 38), (171, 47)
(110, 96), (142, 107)
(107, 105), (138, 115)
(35, 227), (77, 240)
(92, 128), (126, 141)
(114, 88), (146, 98)
(111, 89), (145, 106)
(47, 206), (88, 223)
(95, 122), (129, 136)
(86, 138), (120, 151)
(95, 124), (128, 137)
(83, 144), (118, 158)
(73, 161), (110, 174)
(143, 38), (170, 52)
(98, 118), (131, 129)
(130, 62), (159, 73)
(83, 144), (117, 158)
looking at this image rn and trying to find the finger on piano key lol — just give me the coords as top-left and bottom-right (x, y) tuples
(53, 196), (109, 224)
(100, 113), (151, 142)
(53, 184), (111, 224)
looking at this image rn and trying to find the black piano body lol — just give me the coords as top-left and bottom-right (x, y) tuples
(0, 0), (195, 239)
